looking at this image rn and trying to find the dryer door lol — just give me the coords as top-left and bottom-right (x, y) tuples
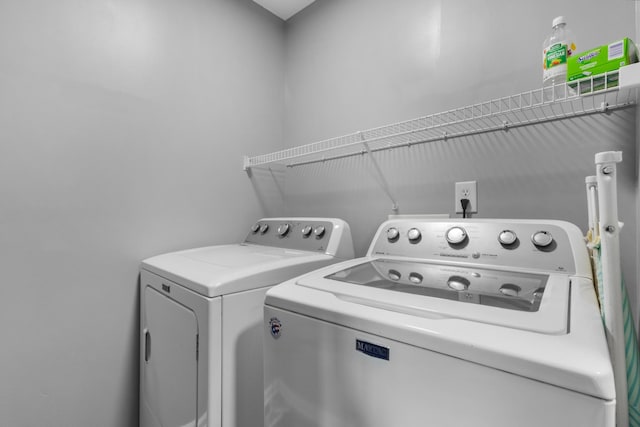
(142, 286), (198, 427)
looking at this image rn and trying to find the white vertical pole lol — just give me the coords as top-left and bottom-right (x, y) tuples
(596, 151), (628, 427)
(585, 176), (599, 240)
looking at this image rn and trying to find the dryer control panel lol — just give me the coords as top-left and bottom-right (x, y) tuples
(244, 218), (347, 254)
(369, 219), (588, 275)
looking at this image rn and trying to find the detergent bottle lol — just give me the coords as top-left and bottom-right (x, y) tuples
(542, 16), (576, 96)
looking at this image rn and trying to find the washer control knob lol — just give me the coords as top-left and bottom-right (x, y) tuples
(301, 225), (313, 237)
(498, 230), (517, 246)
(314, 225), (326, 238)
(531, 231), (553, 248)
(447, 276), (470, 291)
(408, 272), (423, 284)
(259, 224), (269, 234)
(251, 223), (260, 233)
(407, 228), (421, 242)
(500, 284), (521, 297)
(446, 226), (468, 245)
(277, 223), (290, 237)
(388, 270), (401, 281)
(387, 227), (400, 241)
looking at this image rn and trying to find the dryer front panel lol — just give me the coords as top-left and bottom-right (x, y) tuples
(142, 286), (198, 427)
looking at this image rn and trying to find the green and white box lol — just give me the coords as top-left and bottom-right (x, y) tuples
(568, 38), (638, 93)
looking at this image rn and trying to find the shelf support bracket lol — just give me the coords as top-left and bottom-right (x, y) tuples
(358, 132), (399, 213)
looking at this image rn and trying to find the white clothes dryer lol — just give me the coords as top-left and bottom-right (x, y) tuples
(264, 218), (615, 427)
(139, 218), (354, 427)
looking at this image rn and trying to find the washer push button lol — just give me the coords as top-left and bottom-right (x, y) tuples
(498, 230), (517, 246)
(387, 227), (400, 242)
(531, 231), (553, 248)
(407, 228), (421, 243)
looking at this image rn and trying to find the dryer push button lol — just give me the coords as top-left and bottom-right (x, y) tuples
(277, 223), (290, 237)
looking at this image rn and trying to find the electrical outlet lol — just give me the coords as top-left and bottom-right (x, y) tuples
(455, 181), (478, 214)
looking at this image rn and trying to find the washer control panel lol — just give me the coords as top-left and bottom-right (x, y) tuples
(244, 218), (336, 252)
(370, 220), (578, 274)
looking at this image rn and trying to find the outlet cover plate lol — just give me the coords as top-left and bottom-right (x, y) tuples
(455, 181), (478, 213)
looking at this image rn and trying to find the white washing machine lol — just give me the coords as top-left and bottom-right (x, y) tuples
(139, 217), (354, 427)
(264, 218), (615, 427)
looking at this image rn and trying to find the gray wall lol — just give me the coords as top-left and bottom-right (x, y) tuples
(270, 0), (639, 316)
(0, 1), (284, 426)
(1, 1), (638, 426)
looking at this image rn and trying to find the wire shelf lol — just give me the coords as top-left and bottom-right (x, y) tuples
(243, 74), (637, 170)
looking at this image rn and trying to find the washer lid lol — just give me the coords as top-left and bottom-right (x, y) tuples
(141, 244), (334, 297)
(316, 258), (567, 334)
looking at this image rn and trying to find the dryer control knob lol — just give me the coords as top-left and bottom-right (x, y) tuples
(531, 231), (553, 248)
(498, 230), (517, 246)
(259, 224), (269, 234)
(301, 225), (313, 237)
(407, 228), (421, 242)
(314, 225), (326, 238)
(251, 223), (260, 233)
(387, 227), (400, 241)
(446, 226), (467, 245)
(277, 223), (290, 237)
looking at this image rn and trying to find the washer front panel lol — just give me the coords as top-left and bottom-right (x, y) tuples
(263, 305), (614, 427)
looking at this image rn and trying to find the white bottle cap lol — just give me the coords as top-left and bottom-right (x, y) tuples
(552, 16), (566, 28)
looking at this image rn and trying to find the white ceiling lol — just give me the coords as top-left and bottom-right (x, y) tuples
(252, 0), (316, 21)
